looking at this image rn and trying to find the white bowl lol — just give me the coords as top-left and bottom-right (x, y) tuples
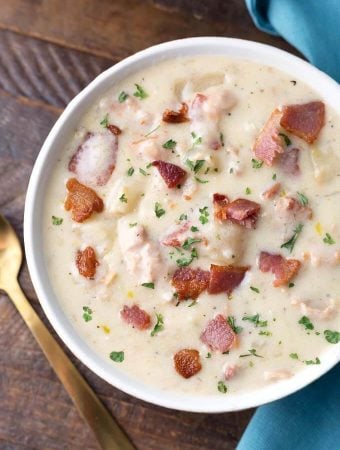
(24, 37), (340, 413)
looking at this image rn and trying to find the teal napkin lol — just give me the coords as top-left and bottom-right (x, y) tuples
(239, 2), (340, 448)
(245, 0), (340, 82)
(237, 364), (340, 449)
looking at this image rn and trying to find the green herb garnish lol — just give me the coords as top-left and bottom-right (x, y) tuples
(52, 215), (63, 226)
(272, 173), (277, 180)
(145, 125), (160, 137)
(82, 306), (93, 322)
(281, 223), (303, 253)
(186, 159), (205, 174)
(133, 83), (148, 99)
(259, 330), (272, 336)
(206, 352), (212, 359)
(199, 206), (209, 225)
(324, 330), (340, 344)
(323, 233), (335, 245)
(127, 167), (134, 176)
(297, 192), (308, 206)
(139, 168), (148, 176)
(110, 351), (124, 362)
(151, 313), (164, 336)
(298, 316), (314, 330)
(141, 282), (154, 289)
(242, 314), (267, 328)
(251, 158), (263, 169)
(195, 177), (209, 184)
(239, 348), (263, 358)
(227, 316), (243, 334)
(250, 286), (260, 294)
(118, 91), (129, 103)
(191, 226), (199, 232)
(245, 187), (251, 195)
(162, 139), (177, 150)
(279, 133), (292, 146)
(119, 193), (127, 203)
(129, 222), (137, 227)
(217, 381), (228, 393)
(290, 353), (299, 359)
(100, 114), (109, 127)
(176, 248), (198, 267)
(304, 357), (320, 365)
(182, 237), (202, 250)
(179, 214), (187, 221)
(155, 202), (166, 218)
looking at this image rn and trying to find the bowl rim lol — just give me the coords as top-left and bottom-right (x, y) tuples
(24, 36), (340, 413)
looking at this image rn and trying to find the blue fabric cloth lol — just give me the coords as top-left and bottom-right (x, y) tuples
(237, 364), (340, 449)
(239, 3), (340, 447)
(245, 0), (340, 82)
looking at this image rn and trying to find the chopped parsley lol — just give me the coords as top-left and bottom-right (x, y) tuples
(191, 226), (199, 232)
(240, 348), (263, 358)
(139, 168), (148, 176)
(188, 300), (197, 307)
(133, 83), (148, 99)
(281, 223), (303, 253)
(52, 215), (63, 226)
(141, 282), (154, 289)
(220, 132), (225, 147)
(279, 132), (292, 146)
(127, 167), (134, 176)
(272, 173), (277, 180)
(250, 286), (260, 294)
(227, 316), (243, 334)
(129, 222), (137, 228)
(242, 313), (267, 328)
(199, 206), (209, 225)
(176, 248), (198, 267)
(151, 313), (164, 336)
(290, 353), (299, 360)
(297, 192), (308, 206)
(298, 316), (314, 330)
(179, 213), (187, 221)
(118, 91), (129, 103)
(119, 193), (127, 203)
(100, 114), (109, 127)
(245, 187), (251, 195)
(195, 176), (209, 184)
(323, 233), (335, 245)
(110, 351), (124, 362)
(186, 159), (205, 173)
(259, 330), (272, 336)
(217, 381), (228, 393)
(305, 357), (321, 365)
(162, 139), (177, 150)
(145, 124), (160, 137)
(182, 237), (202, 250)
(82, 306), (93, 322)
(154, 202), (166, 218)
(251, 158), (263, 169)
(191, 131), (202, 148)
(288, 282), (295, 288)
(206, 352), (212, 359)
(324, 330), (340, 344)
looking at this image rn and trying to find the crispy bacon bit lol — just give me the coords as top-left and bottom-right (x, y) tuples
(259, 251), (301, 287)
(120, 304), (151, 330)
(76, 246), (98, 279)
(279, 147), (300, 176)
(213, 195), (261, 229)
(208, 264), (248, 295)
(262, 182), (281, 200)
(152, 160), (187, 188)
(253, 109), (284, 166)
(69, 132), (118, 186)
(162, 102), (189, 123)
(107, 124), (122, 135)
(275, 196), (312, 222)
(200, 314), (236, 352)
(174, 349), (201, 378)
(172, 267), (210, 300)
(280, 101), (325, 143)
(64, 178), (104, 222)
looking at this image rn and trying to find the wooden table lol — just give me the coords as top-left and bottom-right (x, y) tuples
(0, 1), (299, 448)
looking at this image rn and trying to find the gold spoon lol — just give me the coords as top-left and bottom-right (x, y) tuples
(0, 214), (135, 450)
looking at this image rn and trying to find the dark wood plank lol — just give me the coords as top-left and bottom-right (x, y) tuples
(0, 0), (299, 60)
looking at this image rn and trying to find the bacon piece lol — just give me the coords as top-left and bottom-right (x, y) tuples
(174, 349), (201, 378)
(259, 251), (301, 287)
(208, 264), (248, 295)
(152, 160), (187, 188)
(64, 178), (104, 223)
(279, 147), (300, 176)
(69, 132), (118, 186)
(172, 267), (210, 300)
(213, 195), (261, 229)
(162, 102), (189, 123)
(76, 246), (98, 279)
(262, 182), (281, 200)
(120, 304), (151, 330)
(161, 222), (190, 247)
(280, 101), (325, 143)
(200, 314), (236, 352)
(107, 124), (122, 135)
(253, 109), (284, 166)
(275, 196), (312, 223)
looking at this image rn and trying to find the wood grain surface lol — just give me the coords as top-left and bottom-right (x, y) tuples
(0, 1), (297, 449)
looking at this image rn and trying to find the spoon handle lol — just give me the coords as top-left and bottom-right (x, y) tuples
(6, 281), (135, 450)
